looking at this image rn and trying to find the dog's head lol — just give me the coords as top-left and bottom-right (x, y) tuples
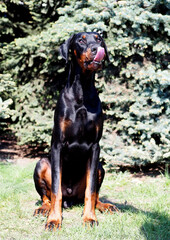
(60, 32), (109, 72)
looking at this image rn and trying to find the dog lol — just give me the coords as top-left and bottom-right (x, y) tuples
(33, 32), (118, 230)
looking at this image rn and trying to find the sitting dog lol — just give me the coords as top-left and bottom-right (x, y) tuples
(33, 32), (118, 230)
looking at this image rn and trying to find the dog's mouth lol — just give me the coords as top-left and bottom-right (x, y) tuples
(85, 47), (105, 69)
(94, 46), (105, 62)
(86, 59), (104, 65)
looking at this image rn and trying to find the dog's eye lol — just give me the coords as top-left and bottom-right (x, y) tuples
(94, 35), (101, 43)
(79, 39), (85, 44)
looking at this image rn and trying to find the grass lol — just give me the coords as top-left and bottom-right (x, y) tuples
(0, 162), (169, 240)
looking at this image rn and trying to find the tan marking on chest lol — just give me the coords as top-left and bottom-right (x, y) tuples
(60, 118), (72, 133)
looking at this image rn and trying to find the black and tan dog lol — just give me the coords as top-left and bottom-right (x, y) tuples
(33, 32), (118, 230)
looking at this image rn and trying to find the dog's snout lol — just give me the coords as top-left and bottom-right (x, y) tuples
(91, 47), (97, 55)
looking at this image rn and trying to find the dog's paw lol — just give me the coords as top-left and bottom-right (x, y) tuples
(45, 219), (62, 231)
(96, 201), (119, 213)
(33, 204), (51, 217)
(83, 216), (99, 228)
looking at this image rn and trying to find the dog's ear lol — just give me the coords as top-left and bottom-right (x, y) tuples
(60, 34), (76, 63)
(101, 38), (110, 62)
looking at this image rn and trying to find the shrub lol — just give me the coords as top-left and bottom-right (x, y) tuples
(0, 0), (169, 166)
(0, 73), (16, 130)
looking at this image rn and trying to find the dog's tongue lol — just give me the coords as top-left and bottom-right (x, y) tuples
(94, 47), (105, 62)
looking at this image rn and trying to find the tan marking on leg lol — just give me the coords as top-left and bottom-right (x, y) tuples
(34, 160), (52, 216)
(46, 171), (62, 231)
(83, 160), (98, 226)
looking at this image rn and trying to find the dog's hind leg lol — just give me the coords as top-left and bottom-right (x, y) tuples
(33, 158), (52, 216)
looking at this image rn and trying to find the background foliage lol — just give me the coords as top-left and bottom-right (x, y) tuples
(0, 0), (170, 167)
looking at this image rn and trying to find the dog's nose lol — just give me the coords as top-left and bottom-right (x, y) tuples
(91, 47), (97, 55)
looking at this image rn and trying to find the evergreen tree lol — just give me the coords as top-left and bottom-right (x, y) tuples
(0, 0), (169, 167)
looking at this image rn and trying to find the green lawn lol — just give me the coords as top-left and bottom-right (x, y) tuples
(0, 162), (169, 240)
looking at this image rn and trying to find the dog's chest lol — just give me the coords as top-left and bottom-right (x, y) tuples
(75, 109), (95, 132)
(58, 83), (103, 144)
(75, 107), (96, 135)
(60, 104), (101, 144)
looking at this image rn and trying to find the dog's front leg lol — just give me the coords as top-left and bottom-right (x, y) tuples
(45, 143), (62, 230)
(83, 143), (100, 226)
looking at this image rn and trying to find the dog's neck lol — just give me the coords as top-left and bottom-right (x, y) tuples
(67, 61), (96, 89)
(66, 60), (98, 106)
